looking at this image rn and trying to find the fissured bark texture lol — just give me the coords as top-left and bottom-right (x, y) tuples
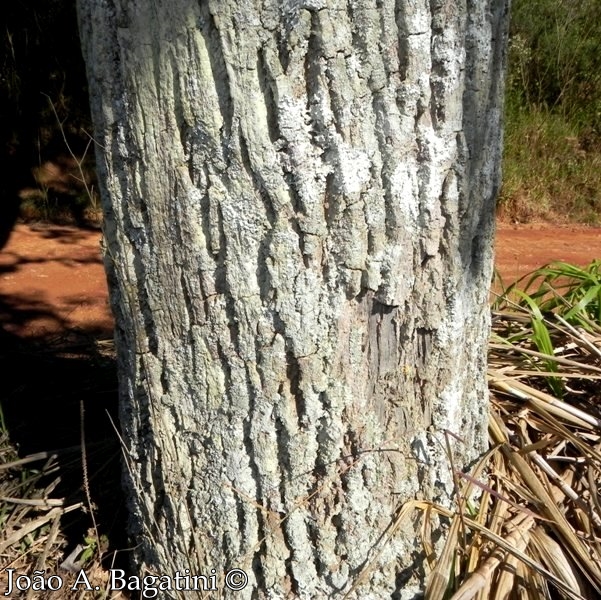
(78, 1), (509, 597)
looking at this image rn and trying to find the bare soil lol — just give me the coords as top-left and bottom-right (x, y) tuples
(1, 222), (600, 337)
(0, 223), (111, 337)
(494, 222), (601, 284)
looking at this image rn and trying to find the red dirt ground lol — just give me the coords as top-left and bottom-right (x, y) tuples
(1, 222), (600, 337)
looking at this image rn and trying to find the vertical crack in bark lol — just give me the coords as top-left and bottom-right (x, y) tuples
(256, 229), (276, 307)
(250, 523), (268, 590)
(306, 515), (325, 580)
(314, 390), (333, 467)
(130, 254), (159, 356)
(210, 199), (227, 291)
(257, 46), (281, 145)
(283, 543), (300, 596)
(202, 2), (234, 138)
(274, 413), (302, 596)
(275, 27), (291, 75)
(428, 0), (446, 133)
(394, 0), (411, 82)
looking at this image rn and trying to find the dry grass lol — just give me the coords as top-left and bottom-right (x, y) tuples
(0, 333), (125, 599)
(0, 432), (126, 598)
(500, 107), (601, 225)
(421, 261), (601, 599)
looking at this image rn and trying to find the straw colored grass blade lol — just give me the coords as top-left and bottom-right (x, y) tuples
(425, 515), (462, 599)
(529, 527), (585, 596)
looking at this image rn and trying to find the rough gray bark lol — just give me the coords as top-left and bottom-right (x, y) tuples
(78, 0), (509, 597)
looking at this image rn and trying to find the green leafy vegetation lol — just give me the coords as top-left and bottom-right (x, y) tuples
(500, 0), (601, 223)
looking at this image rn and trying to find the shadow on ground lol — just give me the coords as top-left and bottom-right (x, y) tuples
(0, 264), (129, 572)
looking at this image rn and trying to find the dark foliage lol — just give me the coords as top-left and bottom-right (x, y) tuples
(1, 0), (93, 241)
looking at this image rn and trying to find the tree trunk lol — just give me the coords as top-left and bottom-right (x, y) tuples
(78, 1), (509, 597)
